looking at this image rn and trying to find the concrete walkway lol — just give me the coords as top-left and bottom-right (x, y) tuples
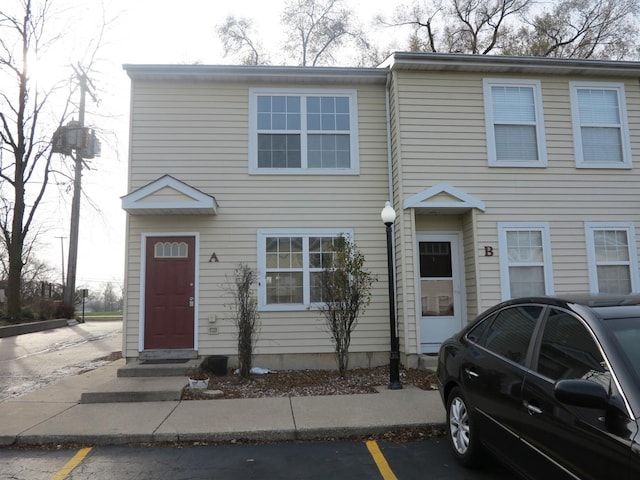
(0, 360), (446, 447)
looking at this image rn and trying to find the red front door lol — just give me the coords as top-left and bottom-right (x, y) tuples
(144, 236), (195, 350)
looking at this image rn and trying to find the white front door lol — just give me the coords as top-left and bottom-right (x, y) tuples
(418, 234), (464, 353)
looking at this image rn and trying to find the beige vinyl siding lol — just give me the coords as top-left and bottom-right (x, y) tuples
(123, 78), (391, 361)
(462, 211), (478, 319)
(386, 74), (416, 357)
(391, 69), (640, 323)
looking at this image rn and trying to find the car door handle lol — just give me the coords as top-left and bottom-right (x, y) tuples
(464, 368), (479, 379)
(523, 401), (543, 415)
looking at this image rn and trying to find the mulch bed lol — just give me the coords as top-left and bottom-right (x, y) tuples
(182, 365), (439, 400)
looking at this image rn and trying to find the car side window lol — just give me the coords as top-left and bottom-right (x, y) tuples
(535, 308), (610, 385)
(466, 313), (494, 343)
(479, 305), (542, 365)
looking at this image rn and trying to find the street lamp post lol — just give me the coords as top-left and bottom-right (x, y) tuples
(381, 201), (402, 390)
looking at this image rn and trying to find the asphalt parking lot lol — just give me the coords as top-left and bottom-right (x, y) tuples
(0, 438), (517, 480)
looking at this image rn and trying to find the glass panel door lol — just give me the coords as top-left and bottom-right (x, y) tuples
(420, 242), (454, 317)
(418, 234), (464, 353)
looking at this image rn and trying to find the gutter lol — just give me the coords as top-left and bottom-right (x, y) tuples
(379, 52), (640, 77)
(123, 64), (389, 85)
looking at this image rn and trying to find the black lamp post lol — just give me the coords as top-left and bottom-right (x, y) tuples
(381, 201), (402, 390)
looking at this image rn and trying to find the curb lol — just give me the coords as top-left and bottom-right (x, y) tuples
(8, 423), (446, 448)
(0, 319), (72, 338)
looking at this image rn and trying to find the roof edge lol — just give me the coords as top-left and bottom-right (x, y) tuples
(379, 52), (640, 77)
(123, 64), (389, 84)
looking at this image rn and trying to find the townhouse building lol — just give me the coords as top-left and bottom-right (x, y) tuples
(121, 53), (640, 367)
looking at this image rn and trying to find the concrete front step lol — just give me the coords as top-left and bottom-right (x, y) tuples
(418, 354), (439, 371)
(80, 376), (187, 404)
(117, 360), (201, 378)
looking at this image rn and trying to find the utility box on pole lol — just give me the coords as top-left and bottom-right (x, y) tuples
(53, 71), (99, 311)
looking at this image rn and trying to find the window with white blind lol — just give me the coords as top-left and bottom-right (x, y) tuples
(257, 229), (352, 310)
(498, 223), (554, 300)
(483, 79), (547, 167)
(570, 82), (631, 169)
(585, 223), (639, 294)
(249, 89), (359, 175)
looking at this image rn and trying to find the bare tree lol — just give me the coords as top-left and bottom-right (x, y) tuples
(1, 245), (56, 303)
(281, 0), (369, 66)
(101, 281), (121, 311)
(382, 0), (530, 54)
(444, 0), (531, 54)
(216, 15), (268, 65)
(502, 0), (640, 59)
(215, 0), (372, 66)
(0, 1), (112, 320)
(395, 1), (442, 53)
(0, 0), (75, 319)
(383, 0), (639, 59)
(0, 228), (59, 319)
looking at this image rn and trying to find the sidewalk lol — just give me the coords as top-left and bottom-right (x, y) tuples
(0, 360), (446, 447)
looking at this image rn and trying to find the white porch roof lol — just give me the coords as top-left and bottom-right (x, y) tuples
(403, 183), (486, 214)
(121, 175), (218, 215)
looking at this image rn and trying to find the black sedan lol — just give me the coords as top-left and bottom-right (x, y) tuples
(436, 295), (640, 480)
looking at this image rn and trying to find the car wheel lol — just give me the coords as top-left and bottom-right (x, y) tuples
(446, 386), (482, 467)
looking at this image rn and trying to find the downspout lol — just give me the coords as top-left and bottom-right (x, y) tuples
(385, 71), (403, 361)
(385, 72), (394, 204)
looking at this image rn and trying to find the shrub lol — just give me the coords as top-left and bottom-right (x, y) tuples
(231, 263), (259, 379)
(317, 235), (375, 378)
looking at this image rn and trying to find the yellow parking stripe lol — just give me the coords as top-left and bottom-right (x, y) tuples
(366, 440), (398, 480)
(51, 447), (92, 480)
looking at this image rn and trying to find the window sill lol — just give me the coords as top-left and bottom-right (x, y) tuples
(249, 168), (360, 175)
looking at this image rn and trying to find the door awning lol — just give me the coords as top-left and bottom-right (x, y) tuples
(403, 183), (485, 214)
(121, 175), (218, 215)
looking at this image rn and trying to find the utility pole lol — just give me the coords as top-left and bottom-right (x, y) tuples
(52, 67), (100, 313)
(62, 73), (86, 309)
(55, 236), (66, 288)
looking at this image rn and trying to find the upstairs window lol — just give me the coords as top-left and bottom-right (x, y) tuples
(249, 89), (359, 174)
(570, 82), (632, 169)
(483, 79), (547, 167)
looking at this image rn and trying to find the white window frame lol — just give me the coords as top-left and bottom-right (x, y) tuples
(483, 78), (547, 168)
(570, 82), (632, 169)
(248, 88), (360, 175)
(257, 228), (353, 311)
(498, 223), (554, 300)
(585, 222), (639, 294)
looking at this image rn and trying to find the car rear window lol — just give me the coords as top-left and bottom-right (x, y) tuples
(475, 305), (543, 365)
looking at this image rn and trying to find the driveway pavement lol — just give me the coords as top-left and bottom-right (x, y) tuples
(0, 320), (122, 402)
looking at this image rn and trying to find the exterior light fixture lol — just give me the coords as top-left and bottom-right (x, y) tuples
(382, 201), (402, 390)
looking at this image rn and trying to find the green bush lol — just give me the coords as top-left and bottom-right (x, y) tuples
(20, 307), (35, 320)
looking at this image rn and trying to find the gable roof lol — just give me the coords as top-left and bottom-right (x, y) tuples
(121, 175), (218, 215)
(403, 183), (486, 214)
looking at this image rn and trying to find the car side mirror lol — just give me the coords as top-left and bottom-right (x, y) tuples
(554, 379), (609, 409)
